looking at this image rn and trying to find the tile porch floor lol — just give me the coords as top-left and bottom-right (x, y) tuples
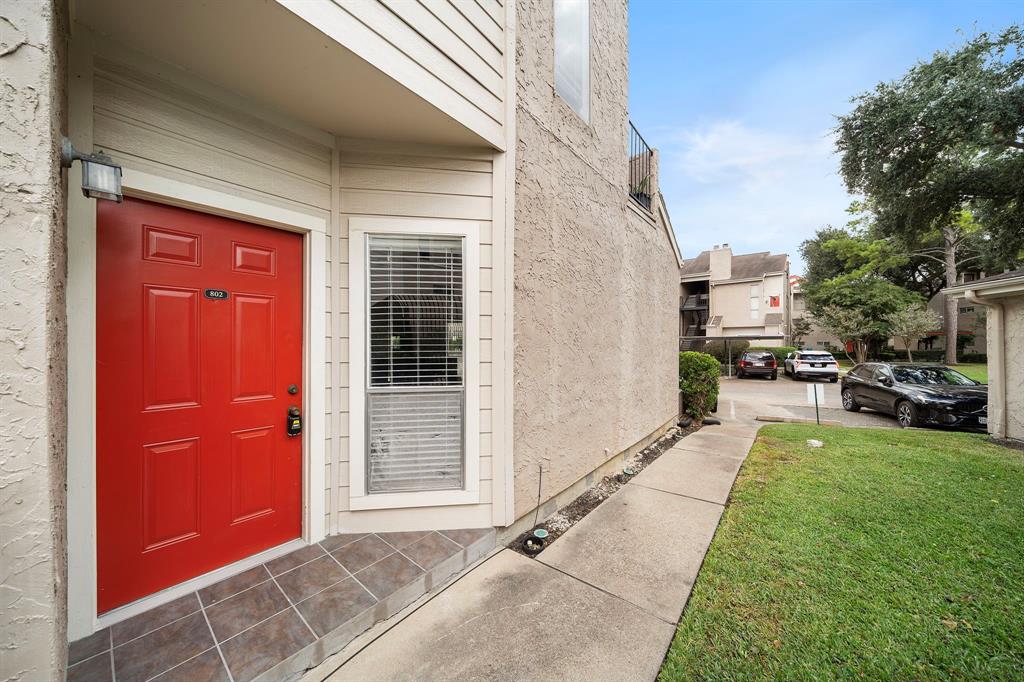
(67, 528), (495, 682)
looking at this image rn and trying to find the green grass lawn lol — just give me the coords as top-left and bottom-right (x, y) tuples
(950, 363), (988, 383)
(660, 425), (1024, 681)
(833, 359), (987, 383)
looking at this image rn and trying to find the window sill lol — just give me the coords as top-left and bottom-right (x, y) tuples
(349, 488), (481, 511)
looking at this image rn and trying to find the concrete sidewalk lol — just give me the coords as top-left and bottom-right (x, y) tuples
(307, 419), (758, 682)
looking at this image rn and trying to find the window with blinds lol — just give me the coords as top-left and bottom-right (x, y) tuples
(366, 236), (465, 493)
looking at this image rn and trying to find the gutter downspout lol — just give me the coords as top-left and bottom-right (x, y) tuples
(965, 290), (1006, 439)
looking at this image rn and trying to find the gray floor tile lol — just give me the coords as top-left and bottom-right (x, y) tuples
(220, 609), (315, 682)
(331, 535), (394, 573)
(198, 566), (270, 607)
(354, 552), (423, 601)
(265, 544), (327, 576)
(376, 530), (430, 550)
(112, 611), (213, 682)
(319, 533), (367, 553)
(401, 532), (461, 570)
(205, 580), (291, 642)
(68, 627), (109, 665)
(274, 555), (348, 603)
(439, 528), (492, 548)
(151, 648), (230, 682)
(111, 593), (201, 645)
(295, 577), (377, 637)
(67, 652), (113, 682)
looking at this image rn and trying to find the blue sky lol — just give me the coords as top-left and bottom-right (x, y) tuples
(628, 0), (1022, 274)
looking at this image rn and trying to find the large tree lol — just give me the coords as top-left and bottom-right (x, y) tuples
(835, 26), (1024, 364)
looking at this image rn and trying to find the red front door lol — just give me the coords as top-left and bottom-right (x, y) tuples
(97, 198), (303, 612)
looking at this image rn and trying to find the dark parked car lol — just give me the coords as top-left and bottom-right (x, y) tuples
(840, 363), (987, 429)
(737, 350), (777, 380)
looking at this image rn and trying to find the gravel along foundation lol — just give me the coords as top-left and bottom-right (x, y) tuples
(509, 421), (701, 557)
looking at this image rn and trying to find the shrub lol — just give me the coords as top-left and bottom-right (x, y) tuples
(748, 346), (798, 364)
(703, 339), (749, 365)
(679, 352), (721, 421)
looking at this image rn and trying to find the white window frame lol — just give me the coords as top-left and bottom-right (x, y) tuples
(348, 217), (480, 511)
(749, 284), (760, 319)
(554, 0), (591, 121)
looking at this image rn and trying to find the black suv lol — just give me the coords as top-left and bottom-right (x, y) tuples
(840, 363), (987, 429)
(737, 350), (777, 380)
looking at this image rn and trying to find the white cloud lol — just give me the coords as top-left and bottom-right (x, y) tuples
(658, 120), (853, 273)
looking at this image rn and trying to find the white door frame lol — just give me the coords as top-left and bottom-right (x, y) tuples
(65, 165), (329, 639)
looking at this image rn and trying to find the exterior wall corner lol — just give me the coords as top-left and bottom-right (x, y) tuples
(0, 0), (70, 678)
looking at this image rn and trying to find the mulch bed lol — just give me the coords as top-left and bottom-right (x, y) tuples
(508, 419), (702, 557)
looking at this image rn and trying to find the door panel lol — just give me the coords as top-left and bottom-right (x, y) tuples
(97, 197), (303, 613)
(143, 286), (201, 410)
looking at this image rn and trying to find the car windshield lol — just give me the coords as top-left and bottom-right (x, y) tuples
(891, 366), (977, 386)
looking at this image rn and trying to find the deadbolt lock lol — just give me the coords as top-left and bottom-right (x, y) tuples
(286, 405), (302, 437)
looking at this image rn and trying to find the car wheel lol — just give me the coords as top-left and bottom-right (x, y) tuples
(841, 389), (860, 412)
(771, 371), (778, 380)
(829, 377), (838, 383)
(896, 400), (920, 428)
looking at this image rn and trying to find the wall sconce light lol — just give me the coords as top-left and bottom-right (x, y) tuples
(61, 138), (123, 203)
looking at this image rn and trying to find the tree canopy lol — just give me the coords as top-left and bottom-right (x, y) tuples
(835, 26), (1024, 263)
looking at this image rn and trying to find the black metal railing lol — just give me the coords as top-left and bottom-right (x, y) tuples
(628, 121), (653, 211)
(680, 294), (710, 310)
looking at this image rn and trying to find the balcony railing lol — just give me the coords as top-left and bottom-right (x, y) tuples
(628, 121), (653, 211)
(680, 294), (710, 310)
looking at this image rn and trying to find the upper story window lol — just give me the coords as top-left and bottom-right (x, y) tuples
(554, 0), (590, 121)
(749, 284), (760, 319)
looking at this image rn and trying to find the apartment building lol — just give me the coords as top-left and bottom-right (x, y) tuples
(680, 244), (791, 348)
(789, 276), (842, 350)
(1, 1), (681, 679)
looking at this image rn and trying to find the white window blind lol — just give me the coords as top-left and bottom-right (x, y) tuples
(366, 236), (465, 493)
(554, 0), (590, 120)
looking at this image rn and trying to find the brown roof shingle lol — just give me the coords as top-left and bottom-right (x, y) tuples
(680, 250), (788, 281)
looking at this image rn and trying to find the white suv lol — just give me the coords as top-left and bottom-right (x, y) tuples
(784, 350), (839, 382)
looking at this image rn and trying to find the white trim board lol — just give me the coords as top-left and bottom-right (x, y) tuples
(347, 216), (482, 511)
(65, 161), (329, 639)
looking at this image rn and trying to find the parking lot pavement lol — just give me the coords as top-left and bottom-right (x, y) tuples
(717, 373), (899, 429)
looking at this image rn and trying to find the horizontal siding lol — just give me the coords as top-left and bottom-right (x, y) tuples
(419, 0), (503, 73)
(92, 63), (332, 210)
(336, 144), (495, 522)
(339, 1), (502, 121)
(283, 0), (506, 147)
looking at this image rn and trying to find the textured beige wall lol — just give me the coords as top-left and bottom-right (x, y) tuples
(999, 298), (1024, 441)
(512, 0), (679, 518)
(0, 1), (69, 679)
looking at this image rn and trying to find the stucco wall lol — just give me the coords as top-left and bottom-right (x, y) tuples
(512, 0), (679, 518)
(1000, 297), (1024, 441)
(0, 1), (69, 679)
